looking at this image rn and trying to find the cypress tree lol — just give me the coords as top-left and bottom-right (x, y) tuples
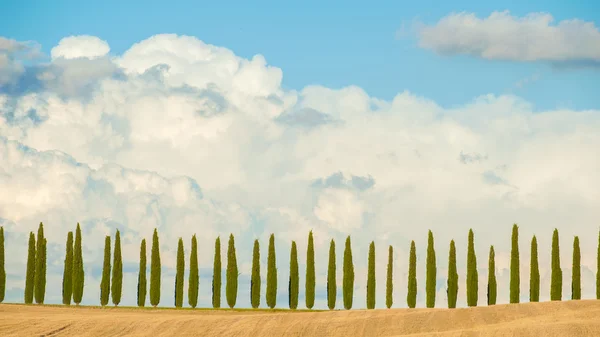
(343, 236), (354, 310)
(530, 236), (540, 302)
(112, 230), (123, 306)
(327, 239), (336, 310)
(150, 228), (161, 307)
(466, 229), (478, 307)
(266, 234), (277, 309)
(137, 239), (147, 307)
(509, 224), (520, 304)
(487, 246), (497, 306)
(426, 230), (436, 308)
(289, 241), (299, 309)
(188, 235), (199, 308)
(39, 239), (47, 304)
(366, 241), (376, 309)
(386, 245), (393, 309)
(306, 230), (315, 309)
(251, 239), (260, 309)
(597, 230), (600, 300)
(447, 240), (458, 309)
(24, 232), (35, 304)
(0, 227), (5, 303)
(572, 236), (581, 300)
(175, 238), (184, 308)
(34, 222), (45, 304)
(100, 235), (111, 306)
(407, 240), (417, 308)
(226, 234), (238, 308)
(550, 229), (562, 301)
(212, 237), (221, 308)
(72, 223), (84, 305)
(62, 231), (73, 305)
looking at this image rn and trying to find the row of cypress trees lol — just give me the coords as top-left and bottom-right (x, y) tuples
(4, 224), (600, 308)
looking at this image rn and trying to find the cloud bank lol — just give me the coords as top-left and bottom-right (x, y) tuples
(416, 11), (600, 65)
(0, 33), (599, 309)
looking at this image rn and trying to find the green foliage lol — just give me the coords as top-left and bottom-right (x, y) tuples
(251, 239), (261, 309)
(0, 227), (5, 303)
(366, 241), (376, 309)
(150, 228), (161, 307)
(327, 239), (336, 310)
(137, 239), (147, 307)
(386, 245), (393, 309)
(447, 240), (458, 308)
(175, 238), (185, 308)
(487, 246), (497, 306)
(530, 236), (540, 302)
(61, 231), (73, 305)
(572, 236), (581, 300)
(39, 238), (47, 304)
(510, 224), (520, 304)
(343, 236), (354, 310)
(72, 223), (84, 305)
(407, 240), (417, 308)
(289, 241), (299, 310)
(112, 230), (123, 306)
(550, 229), (562, 301)
(212, 237), (221, 309)
(266, 234), (277, 309)
(226, 234), (238, 308)
(305, 231), (315, 310)
(24, 232), (35, 304)
(100, 236), (111, 306)
(34, 222), (46, 304)
(188, 235), (199, 308)
(426, 230), (436, 308)
(466, 229), (478, 307)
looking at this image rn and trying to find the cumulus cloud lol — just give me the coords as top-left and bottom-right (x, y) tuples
(0, 34), (599, 309)
(416, 11), (600, 65)
(50, 35), (110, 60)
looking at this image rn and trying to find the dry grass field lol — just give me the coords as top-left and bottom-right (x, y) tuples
(0, 300), (599, 337)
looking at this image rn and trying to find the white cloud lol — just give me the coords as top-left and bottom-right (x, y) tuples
(0, 33), (599, 309)
(416, 11), (600, 64)
(51, 35), (110, 60)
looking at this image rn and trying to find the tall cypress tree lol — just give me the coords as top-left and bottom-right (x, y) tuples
(572, 236), (581, 300)
(175, 238), (185, 308)
(306, 230), (315, 309)
(366, 241), (376, 309)
(150, 228), (161, 307)
(24, 232), (35, 304)
(72, 223), (84, 305)
(137, 239), (147, 307)
(39, 239), (47, 304)
(407, 240), (417, 308)
(251, 239), (261, 309)
(266, 234), (277, 309)
(0, 227), (5, 303)
(447, 240), (458, 309)
(62, 231), (73, 305)
(188, 235), (199, 308)
(597, 230), (600, 300)
(466, 229), (478, 307)
(226, 234), (238, 308)
(289, 241), (299, 310)
(386, 245), (393, 309)
(100, 235), (111, 306)
(212, 237), (221, 308)
(426, 230), (436, 308)
(550, 229), (562, 301)
(530, 236), (540, 302)
(487, 246), (497, 306)
(510, 224), (520, 304)
(327, 239), (336, 310)
(112, 230), (123, 306)
(34, 222), (45, 304)
(343, 236), (354, 310)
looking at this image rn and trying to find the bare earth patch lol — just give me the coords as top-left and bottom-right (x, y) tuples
(1, 300), (599, 336)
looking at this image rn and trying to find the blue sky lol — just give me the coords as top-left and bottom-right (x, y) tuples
(2, 0), (599, 110)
